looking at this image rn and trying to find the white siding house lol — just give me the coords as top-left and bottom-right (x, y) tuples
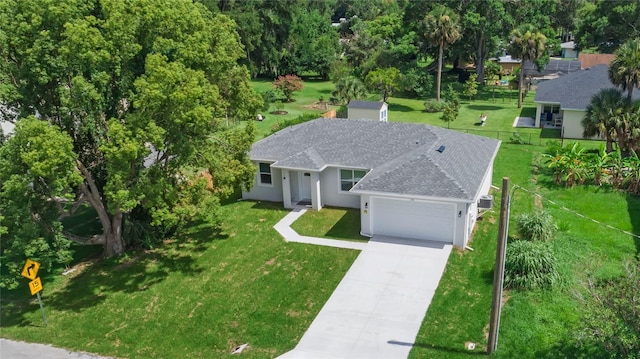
(347, 100), (388, 122)
(242, 118), (500, 248)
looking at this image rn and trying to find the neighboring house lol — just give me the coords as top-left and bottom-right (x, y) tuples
(578, 53), (615, 69)
(534, 64), (640, 138)
(242, 118), (501, 248)
(348, 100), (388, 122)
(496, 55), (520, 75)
(496, 56), (581, 79)
(561, 41), (579, 58)
(523, 59), (582, 79)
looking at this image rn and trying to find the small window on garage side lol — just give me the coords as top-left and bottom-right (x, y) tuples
(340, 169), (366, 191)
(259, 163), (272, 185)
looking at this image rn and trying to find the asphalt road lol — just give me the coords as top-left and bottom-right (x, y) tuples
(0, 339), (114, 359)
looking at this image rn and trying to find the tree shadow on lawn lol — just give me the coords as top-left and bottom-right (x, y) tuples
(43, 245), (207, 313)
(467, 104), (503, 111)
(325, 209), (366, 240)
(389, 341), (487, 356)
(540, 128), (561, 139)
(387, 102), (417, 113)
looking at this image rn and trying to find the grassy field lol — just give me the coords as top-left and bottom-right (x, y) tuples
(0, 201), (359, 358)
(408, 142), (640, 358)
(3, 76), (635, 359)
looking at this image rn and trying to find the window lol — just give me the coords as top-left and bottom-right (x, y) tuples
(259, 163), (272, 185)
(340, 169), (366, 191)
(380, 109), (387, 122)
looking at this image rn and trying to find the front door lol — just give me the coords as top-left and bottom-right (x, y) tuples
(300, 173), (312, 201)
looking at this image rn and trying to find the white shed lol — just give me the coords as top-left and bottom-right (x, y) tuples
(347, 100), (388, 122)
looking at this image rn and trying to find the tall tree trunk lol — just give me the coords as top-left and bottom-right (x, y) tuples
(606, 132), (614, 153)
(76, 160), (126, 258)
(518, 60), (524, 108)
(475, 32), (486, 83)
(103, 212), (124, 258)
(437, 42), (443, 102)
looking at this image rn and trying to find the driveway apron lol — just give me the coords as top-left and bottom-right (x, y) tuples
(279, 235), (452, 359)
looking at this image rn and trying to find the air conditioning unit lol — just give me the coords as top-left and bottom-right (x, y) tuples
(478, 195), (493, 209)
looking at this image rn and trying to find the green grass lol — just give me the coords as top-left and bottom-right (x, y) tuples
(0, 201), (359, 359)
(250, 78), (341, 137)
(4, 77), (635, 359)
(290, 207), (368, 242)
(408, 143), (640, 358)
(250, 73), (560, 145)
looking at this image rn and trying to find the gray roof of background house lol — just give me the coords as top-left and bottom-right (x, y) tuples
(535, 64), (640, 110)
(251, 118), (501, 201)
(348, 100), (386, 110)
(561, 41), (575, 49)
(523, 59), (582, 77)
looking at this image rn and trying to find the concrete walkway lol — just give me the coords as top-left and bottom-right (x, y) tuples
(275, 209), (452, 359)
(0, 339), (114, 359)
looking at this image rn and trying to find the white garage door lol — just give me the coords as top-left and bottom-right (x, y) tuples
(372, 197), (455, 243)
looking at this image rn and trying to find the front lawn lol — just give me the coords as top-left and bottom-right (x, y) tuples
(290, 207), (368, 242)
(0, 201), (359, 359)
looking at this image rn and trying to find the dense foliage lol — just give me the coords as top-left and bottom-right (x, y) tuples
(515, 211), (558, 242)
(577, 259), (640, 358)
(545, 142), (640, 194)
(0, 0), (260, 287)
(504, 240), (560, 290)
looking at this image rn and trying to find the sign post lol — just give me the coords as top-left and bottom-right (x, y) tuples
(22, 259), (47, 327)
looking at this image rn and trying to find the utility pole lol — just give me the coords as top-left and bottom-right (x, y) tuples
(487, 177), (510, 354)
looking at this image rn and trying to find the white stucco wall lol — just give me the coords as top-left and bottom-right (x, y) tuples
(242, 163), (283, 203)
(348, 108), (381, 121)
(562, 109), (587, 139)
(320, 167), (361, 208)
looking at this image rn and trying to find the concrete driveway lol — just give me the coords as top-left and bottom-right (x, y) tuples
(278, 234), (452, 359)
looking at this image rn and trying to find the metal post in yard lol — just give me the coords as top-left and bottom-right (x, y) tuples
(36, 292), (47, 327)
(487, 177), (510, 354)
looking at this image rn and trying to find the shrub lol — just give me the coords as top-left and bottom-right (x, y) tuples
(424, 99), (445, 113)
(272, 74), (303, 102)
(509, 132), (526, 144)
(505, 240), (560, 290)
(576, 259), (640, 357)
(516, 210), (558, 241)
(270, 113), (318, 134)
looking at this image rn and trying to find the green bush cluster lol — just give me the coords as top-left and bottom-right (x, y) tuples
(270, 113), (319, 134)
(545, 142), (640, 193)
(516, 210), (558, 241)
(423, 99), (446, 113)
(505, 210), (560, 291)
(504, 240), (560, 290)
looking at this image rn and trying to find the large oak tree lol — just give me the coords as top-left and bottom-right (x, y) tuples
(0, 0), (261, 288)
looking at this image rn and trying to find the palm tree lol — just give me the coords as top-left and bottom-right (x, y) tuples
(423, 5), (461, 102)
(331, 76), (368, 105)
(507, 27), (546, 108)
(583, 88), (627, 153)
(609, 38), (640, 101)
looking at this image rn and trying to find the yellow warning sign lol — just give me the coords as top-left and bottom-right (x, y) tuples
(21, 259), (40, 280)
(29, 277), (43, 295)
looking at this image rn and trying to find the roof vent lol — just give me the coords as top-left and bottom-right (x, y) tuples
(436, 145), (445, 153)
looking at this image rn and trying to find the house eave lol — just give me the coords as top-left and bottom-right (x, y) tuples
(349, 189), (473, 204)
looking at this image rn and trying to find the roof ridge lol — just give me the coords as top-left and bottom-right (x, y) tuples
(420, 152), (469, 197)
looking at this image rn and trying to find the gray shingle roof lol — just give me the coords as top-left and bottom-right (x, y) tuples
(251, 118), (501, 201)
(534, 64), (640, 110)
(523, 59), (582, 77)
(348, 100), (386, 110)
